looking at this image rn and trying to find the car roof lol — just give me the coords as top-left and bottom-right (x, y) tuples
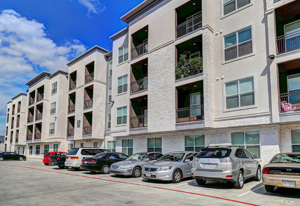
(274, 152), (300, 155)
(166, 151), (195, 154)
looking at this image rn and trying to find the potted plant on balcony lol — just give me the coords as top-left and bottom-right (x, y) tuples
(175, 54), (203, 79)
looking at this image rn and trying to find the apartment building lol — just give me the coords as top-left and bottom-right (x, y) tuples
(25, 71), (68, 159)
(66, 46), (111, 151)
(4, 93), (27, 154)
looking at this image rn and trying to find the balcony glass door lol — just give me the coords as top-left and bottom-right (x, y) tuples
(285, 20), (300, 52)
(143, 108), (147, 127)
(288, 74), (300, 104)
(190, 92), (201, 116)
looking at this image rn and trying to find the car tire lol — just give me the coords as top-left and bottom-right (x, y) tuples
(19, 157), (24, 161)
(90, 171), (97, 174)
(254, 167), (261, 181)
(0, 157), (3, 161)
(172, 169), (182, 183)
(73, 167), (80, 171)
(196, 179), (206, 185)
(265, 185), (275, 192)
(44, 163), (49, 165)
(101, 165), (110, 174)
(132, 167), (142, 178)
(58, 165), (65, 169)
(234, 170), (244, 189)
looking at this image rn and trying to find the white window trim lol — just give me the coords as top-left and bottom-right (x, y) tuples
(184, 135), (205, 152)
(109, 61), (113, 77)
(122, 139), (133, 155)
(222, 0), (252, 17)
(231, 131), (260, 158)
(291, 129), (300, 152)
(53, 144), (59, 152)
(118, 44), (128, 64)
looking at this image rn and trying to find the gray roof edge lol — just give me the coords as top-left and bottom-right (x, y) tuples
(109, 27), (128, 40)
(25, 72), (51, 87)
(12, 93), (27, 101)
(50, 70), (68, 78)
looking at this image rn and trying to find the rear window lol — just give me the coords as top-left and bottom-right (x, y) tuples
(68, 149), (79, 155)
(196, 149), (231, 158)
(271, 154), (300, 163)
(81, 149), (103, 156)
(94, 153), (107, 159)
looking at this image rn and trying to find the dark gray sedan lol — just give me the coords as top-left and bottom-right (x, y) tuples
(142, 151), (197, 183)
(110, 152), (162, 177)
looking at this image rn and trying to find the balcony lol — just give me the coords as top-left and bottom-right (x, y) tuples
(131, 26), (148, 59)
(85, 72), (94, 84)
(131, 58), (148, 94)
(67, 129), (74, 137)
(68, 104), (75, 113)
(131, 40), (148, 59)
(37, 93), (44, 102)
(16, 122), (19, 128)
(176, 105), (204, 123)
(177, 12), (202, 38)
(130, 96), (147, 129)
(130, 115), (147, 129)
(36, 113), (42, 121)
(131, 77), (148, 94)
(28, 116), (33, 123)
(29, 98), (35, 106)
(27, 134), (32, 141)
(84, 99), (93, 109)
(69, 80), (76, 90)
(277, 30), (300, 54)
(15, 137), (18, 143)
(85, 62), (95, 84)
(83, 125), (92, 135)
(83, 112), (92, 135)
(35, 133), (41, 140)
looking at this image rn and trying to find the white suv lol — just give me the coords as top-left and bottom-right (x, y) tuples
(65, 148), (110, 170)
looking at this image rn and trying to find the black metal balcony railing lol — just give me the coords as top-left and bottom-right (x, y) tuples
(16, 122), (20, 128)
(36, 113), (43, 121)
(49, 129), (55, 135)
(15, 138), (18, 143)
(12, 110), (15, 115)
(11, 122), (14, 129)
(176, 12), (202, 38)
(52, 88), (57, 94)
(50, 108), (56, 114)
(85, 72), (94, 84)
(84, 99), (93, 109)
(37, 93), (44, 102)
(131, 40), (148, 59)
(131, 76), (148, 93)
(130, 115), (147, 129)
(277, 30), (300, 54)
(176, 105), (204, 123)
(280, 92), (300, 111)
(10, 138), (12, 143)
(68, 104), (75, 113)
(28, 116), (33, 123)
(27, 134), (32, 141)
(29, 98), (35, 105)
(69, 80), (76, 90)
(67, 129), (74, 137)
(83, 125), (92, 135)
(35, 133), (41, 140)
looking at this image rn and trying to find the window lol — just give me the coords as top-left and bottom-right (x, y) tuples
(190, 93), (201, 116)
(36, 145), (40, 155)
(118, 44), (128, 64)
(118, 75), (128, 94)
(29, 146), (33, 155)
(94, 142), (98, 148)
(287, 74), (300, 104)
(108, 88), (112, 103)
(231, 131), (260, 158)
(107, 114), (111, 129)
(117, 106), (127, 125)
(107, 141), (116, 152)
(109, 61), (112, 77)
(68, 144), (74, 153)
(44, 145), (49, 155)
(224, 27), (252, 61)
(223, 0), (251, 15)
(185, 135), (205, 152)
(285, 20), (300, 52)
(50, 102), (56, 114)
(49, 123), (55, 135)
(292, 130), (300, 152)
(147, 138), (162, 153)
(225, 77), (254, 109)
(52, 82), (58, 94)
(80, 143), (84, 148)
(53, 144), (58, 152)
(122, 139), (133, 156)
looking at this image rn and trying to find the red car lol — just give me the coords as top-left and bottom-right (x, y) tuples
(43, 152), (67, 165)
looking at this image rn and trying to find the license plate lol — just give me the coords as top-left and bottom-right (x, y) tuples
(145, 173), (151, 177)
(283, 181), (296, 187)
(202, 164), (217, 169)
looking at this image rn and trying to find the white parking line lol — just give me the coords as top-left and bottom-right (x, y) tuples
(238, 185), (264, 197)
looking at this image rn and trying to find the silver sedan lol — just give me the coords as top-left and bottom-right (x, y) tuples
(142, 151), (197, 183)
(110, 152), (162, 177)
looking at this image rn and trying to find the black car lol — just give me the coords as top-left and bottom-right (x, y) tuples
(0, 152), (26, 161)
(81, 152), (129, 174)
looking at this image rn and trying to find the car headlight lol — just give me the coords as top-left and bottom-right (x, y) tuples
(159, 166), (173, 171)
(120, 165), (132, 169)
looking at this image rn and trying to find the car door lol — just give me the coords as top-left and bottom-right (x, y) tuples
(182, 153), (195, 177)
(107, 154), (119, 166)
(11, 153), (19, 160)
(3, 152), (11, 160)
(235, 149), (251, 177)
(243, 149), (258, 176)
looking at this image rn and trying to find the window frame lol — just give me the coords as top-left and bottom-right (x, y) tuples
(107, 114), (111, 129)
(117, 75), (128, 94)
(50, 102), (56, 114)
(109, 61), (112, 77)
(122, 139), (133, 156)
(223, 0), (251, 16)
(94, 142), (98, 148)
(185, 135), (205, 152)
(108, 88), (112, 103)
(231, 131), (260, 158)
(53, 144), (58, 152)
(51, 82), (58, 95)
(147, 137), (162, 153)
(117, 106), (127, 125)
(44, 144), (49, 155)
(107, 141), (116, 152)
(291, 129), (300, 152)
(118, 44), (128, 64)
(49, 123), (55, 135)
(36, 145), (40, 155)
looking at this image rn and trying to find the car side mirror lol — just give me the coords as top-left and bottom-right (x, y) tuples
(185, 159), (191, 163)
(253, 155), (258, 159)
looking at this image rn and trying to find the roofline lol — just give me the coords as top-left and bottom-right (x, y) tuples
(50, 70), (68, 78)
(12, 93), (27, 101)
(67, 45), (108, 66)
(25, 72), (51, 86)
(109, 27), (128, 40)
(7, 101), (12, 104)
(120, 0), (161, 23)
(106, 51), (112, 57)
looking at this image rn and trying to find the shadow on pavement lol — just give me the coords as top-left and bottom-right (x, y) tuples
(252, 184), (300, 198)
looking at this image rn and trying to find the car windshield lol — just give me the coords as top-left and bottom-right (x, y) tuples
(68, 149), (79, 155)
(158, 153), (185, 162)
(94, 153), (107, 159)
(196, 149), (231, 158)
(271, 154), (300, 163)
(126, 153), (147, 161)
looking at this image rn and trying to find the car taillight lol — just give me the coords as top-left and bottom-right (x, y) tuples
(263, 167), (271, 174)
(57, 157), (60, 160)
(66, 156), (69, 159)
(220, 157), (232, 163)
(88, 160), (97, 164)
(71, 157), (79, 159)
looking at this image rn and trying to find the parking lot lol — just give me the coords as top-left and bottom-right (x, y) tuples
(0, 161), (299, 206)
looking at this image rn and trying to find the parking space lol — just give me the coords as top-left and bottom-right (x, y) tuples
(0, 161), (299, 206)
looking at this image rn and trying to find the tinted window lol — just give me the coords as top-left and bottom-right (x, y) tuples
(243, 149), (252, 159)
(45, 153), (51, 156)
(94, 153), (107, 159)
(235, 149), (247, 158)
(196, 149), (231, 158)
(108, 154), (118, 159)
(118, 154), (128, 159)
(81, 149), (101, 156)
(68, 149), (79, 155)
(154, 153), (163, 159)
(158, 153), (185, 162)
(185, 153), (195, 161)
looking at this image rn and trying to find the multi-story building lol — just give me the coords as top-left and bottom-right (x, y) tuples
(4, 93), (27, 154)
(0, 136), (5, 152)
(25, 71), (68, 159)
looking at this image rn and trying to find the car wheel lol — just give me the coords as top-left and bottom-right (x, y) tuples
(132, 167), (142, 178)
(0, 157), (3, 161)
(172, 169), (182, 183)
(44, 163), (49, 165)
(196, 179), (206, 185)
(58, 165), (65, 169)
(19, 157), (24, 161)
(101, 165), (110, 174)
(90, 171), (97, 174)
(234, 170), (244, 189)
(265, 185), (275, 192)
(255, 167), (261, 181)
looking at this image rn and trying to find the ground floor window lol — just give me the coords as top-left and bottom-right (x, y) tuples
(94, 142), (98, 148)
(185, 135), (205, 152)
(231, 131), (260, 158)
(80, 143), (84, 148)
(107, 141), (116, 152)
(44, 145), (49, 155)
(53, 144), (58, 152)
(68, 144), (74, 153)
(29, 146), (33, 155)
(122, 139), (133, 156)
(147, 138), (162, 153)
(36, 145), (40, 155)
(22, 147), (25, 154)
(292, 129), (300, 152)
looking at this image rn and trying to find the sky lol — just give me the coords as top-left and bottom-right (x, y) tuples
(0, 0), (144, 135)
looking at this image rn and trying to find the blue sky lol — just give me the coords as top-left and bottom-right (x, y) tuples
(0, 0), (144, 135)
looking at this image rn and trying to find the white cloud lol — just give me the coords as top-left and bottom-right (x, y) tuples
(78, 0), (106, 14)
(0, 9), (87, 133)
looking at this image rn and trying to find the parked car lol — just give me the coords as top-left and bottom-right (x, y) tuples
(65, 148), (110, 170)
(49, 154), (68, 169)
(263, 153), (300, 192)
(43, 152), (67, 165)
(191, 146), (261, 189)
(0, 152), (26, 161)
(110, 152), (162, 177)
(81, 152), (129, 173)
(142, 151), (197, 183)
